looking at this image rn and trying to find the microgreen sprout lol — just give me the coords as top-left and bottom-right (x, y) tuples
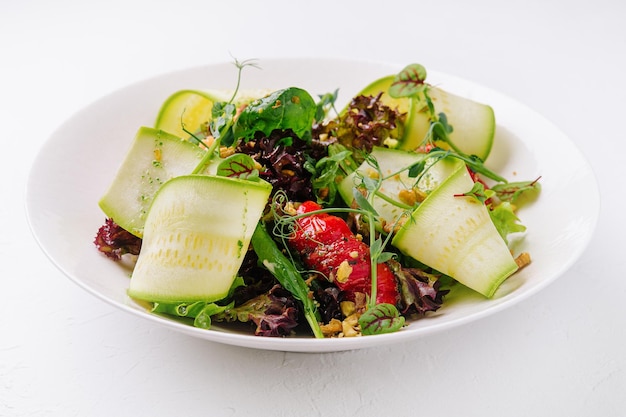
(190, 59), (260, 174)
(315, 89), (340, 123)
(388, 63), (507, 184)
(455, 181), (495, 204)
(216, 153), (260, 181)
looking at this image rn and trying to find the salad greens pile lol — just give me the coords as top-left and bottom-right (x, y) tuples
(95, 60), (540, 338)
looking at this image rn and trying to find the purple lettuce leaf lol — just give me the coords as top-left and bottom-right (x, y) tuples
(94, 218), (142, 260)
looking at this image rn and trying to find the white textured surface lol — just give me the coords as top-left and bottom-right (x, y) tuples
(2, 0), (624, 416)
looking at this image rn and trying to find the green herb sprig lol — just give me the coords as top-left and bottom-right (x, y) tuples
(190, 59), (259, 174)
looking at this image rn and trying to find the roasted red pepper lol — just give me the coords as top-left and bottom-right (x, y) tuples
(288, 201), (399, 306)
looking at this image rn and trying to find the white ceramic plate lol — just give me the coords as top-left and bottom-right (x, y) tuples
(26, 58), (599, 352)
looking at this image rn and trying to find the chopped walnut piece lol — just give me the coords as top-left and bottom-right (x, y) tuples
(320, 296), (369, 338)
(398, 188), (427, 206)
(340, 300), (356, 317)
(282, 201), (298, 216)
(341, 314), (361, 337)
(219, 146), (236, 158)
(352, 292), (368, 313)
(515, 252), (532, 269)
(202, 136), (215, 147)
(320, 319), (343, 337)
(398, 189), (418, 206)
(335, 260), (353, 283)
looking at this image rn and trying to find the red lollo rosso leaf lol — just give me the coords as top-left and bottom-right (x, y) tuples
(388, 259), (448, 315)
(235, 130), (326, 203)
(216, 285), (300, 337)
(337, 93), (403, 154)
(94, 218), (142, 261)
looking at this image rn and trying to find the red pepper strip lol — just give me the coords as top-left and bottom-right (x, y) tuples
(289, 201), (399, 306)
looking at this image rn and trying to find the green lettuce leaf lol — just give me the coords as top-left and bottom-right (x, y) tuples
(489, 201), (526, 244)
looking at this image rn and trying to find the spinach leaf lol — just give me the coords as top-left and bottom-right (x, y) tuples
(233, 87), (316, 141)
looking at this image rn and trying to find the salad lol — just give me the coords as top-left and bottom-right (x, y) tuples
(94, 60), (540, 338)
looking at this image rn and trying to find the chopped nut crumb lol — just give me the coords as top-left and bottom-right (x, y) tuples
(415, 188), (428, 202)
(341, 314), (361, 337)
(320, 319), (343, 337)
(282, 201), (298, 216)
(367, 169), (380, 180)
(515, 252), (532, 269)
(219, 146), (235, 158)
(340, 301), (356, 317)
(398, 189), (418, 206)
(336, 260), (353, 283)
(317, 187), (329, 200)
(202, 136), (215, 147)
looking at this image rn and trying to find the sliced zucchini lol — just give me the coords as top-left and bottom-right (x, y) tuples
(155, 89), (229, 139)
(349, 75), (496, 161)
(392, 159), (518, 297)
(346, 75), (411, 115)
(401, 86), (495, 161)
(128, 175), (272, 303)
(98, 126), (216, 238)
(337, 146), (457, 231)
(155, 89), (270, 139)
